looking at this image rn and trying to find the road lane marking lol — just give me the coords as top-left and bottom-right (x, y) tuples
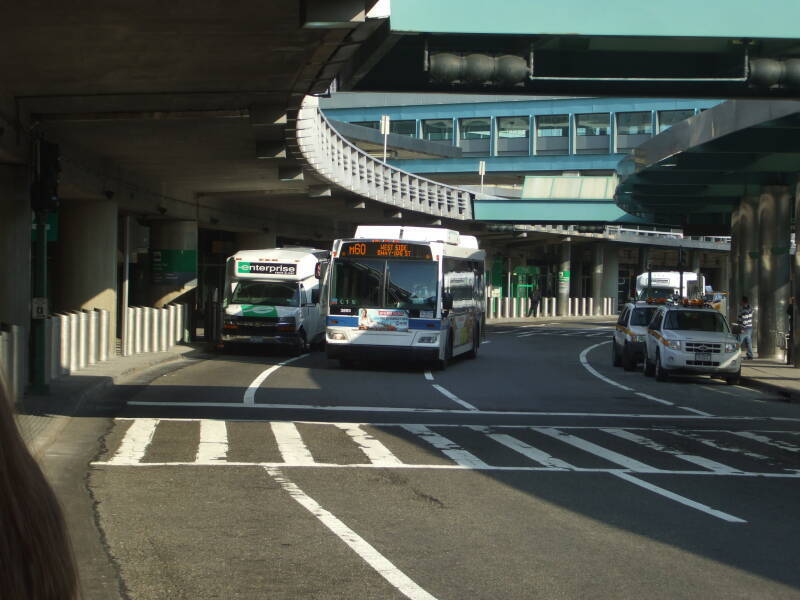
(676, 406), (712, 416)
(731, 431), (800, 453)
(265, 467), (439, 600)
(243, 354), (310, 406)
(578, 342), (633, 392)
(534, 427), (657, 472)
(701, 384), (739, 397)
(271, 422), (315, 465)
(668, 431), (772, 461)
(611, 472), (747, 523)
(335, 424), (403, 466)
(470, 426), (574, 469)
(423, 371), (434, 381)
(431, 384), (479, 411)
(196, 420), (228, 464)
(634, 392), (674, 407)
(403, 424), (489, 469)
(602, 428), (740, 474)
(107, 418), (158, 464)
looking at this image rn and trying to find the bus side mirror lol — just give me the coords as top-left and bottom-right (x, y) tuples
(311, 289), (320, 304)
(442, 292), (453, 311)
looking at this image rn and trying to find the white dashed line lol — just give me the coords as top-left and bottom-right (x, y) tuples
(424, 371), (434, 381)
(432, 384), (479, 411)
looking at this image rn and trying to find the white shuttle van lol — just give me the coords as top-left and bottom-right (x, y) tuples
(220, 247), (329, 352)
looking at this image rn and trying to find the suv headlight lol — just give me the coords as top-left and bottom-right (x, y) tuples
(724, 342), (738, 353)
(664, 339), (682, 350)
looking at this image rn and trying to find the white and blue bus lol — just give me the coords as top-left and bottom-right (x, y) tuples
(324, 226), (486, 369)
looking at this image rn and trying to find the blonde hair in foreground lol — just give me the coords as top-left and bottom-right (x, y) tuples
(0, 367), (79, 600)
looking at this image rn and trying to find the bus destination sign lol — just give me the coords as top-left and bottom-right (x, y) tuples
(340, 241), (432, 260)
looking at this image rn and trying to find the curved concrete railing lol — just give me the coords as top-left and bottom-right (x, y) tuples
(293, 96), (474, 220)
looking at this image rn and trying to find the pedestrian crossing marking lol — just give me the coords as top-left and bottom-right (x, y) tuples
(96, 419), (800, 479)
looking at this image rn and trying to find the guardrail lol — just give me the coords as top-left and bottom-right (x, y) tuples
(122, 304), (188, 357)
(486, 296), (617, 320)
(294, 96), (474, 220)
(0, 323), (24, 402)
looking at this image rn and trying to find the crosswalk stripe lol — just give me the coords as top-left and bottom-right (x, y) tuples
(271, 422), (316, 465)
(470, 426), (574, 469)
(668, 430), (772, 461)
(602, 428), (740, 474)
(402, 424), (490, 469)
(196, 420), (229, 464)
(108, 418), (158, 465)
(335, 424), (403, 466)
(534, 427), (657, 472)
(730, 431), (800, 454)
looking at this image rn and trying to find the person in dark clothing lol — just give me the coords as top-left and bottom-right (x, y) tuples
(527, 285), (542, 318)
(738, 296), (754, 359)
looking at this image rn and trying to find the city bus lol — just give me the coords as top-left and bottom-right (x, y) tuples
(324, 226), (486, 369)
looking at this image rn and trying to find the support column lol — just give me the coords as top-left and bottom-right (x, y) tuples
(793, 182), (800, 366)
(570, 252), (583, 298)
(557, 239), (571, 317)
(0, 166), (31, 394)
(690, 250), (703, 294)
(603, 244), (619, 313)
(56, 199), (118, 358)
(592, 243), (604, 315)
(757, 186), (791, 359)
(728, 203), (741, 324)
(739, 195), (760, 353)
(149, 220), (198, 307)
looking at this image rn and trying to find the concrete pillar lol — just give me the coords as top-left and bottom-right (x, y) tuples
(757, 186), (791, 359)
(603, 244), (619, 312)
(793, 182), (800, 366)
(728, 203), (741, 324)
(56, 199), (118, 358)
(592, 243), (605, 315)
(235, 231), (277, 250)
(149, 220), (198, 307)
(739, 195), (760, 351)
(690, 250), (702, 294)
(570, 253), (583, 298)
(556, 239), (571, 317)
(0, 166), (31, 389)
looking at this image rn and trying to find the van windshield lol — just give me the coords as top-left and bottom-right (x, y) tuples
(231, 281), (299, 307)
(639, 287), (674, 301)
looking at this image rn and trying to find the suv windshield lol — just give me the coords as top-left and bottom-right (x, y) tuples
(630, 307), (658, 326)
(664, 310), (728, 333)
(230, 280), (299, 307)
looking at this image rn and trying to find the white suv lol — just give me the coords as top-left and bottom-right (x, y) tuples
(643, 303), (741, 384)
(612, 302), (659, 371)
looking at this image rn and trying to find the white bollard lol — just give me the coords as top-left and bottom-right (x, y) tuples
(78, 310), (88, 370)
(68, 312), (79, 373)
(98, 309), (110, 361)
(581, 298), (587, 316)
(143, 308), (153, 353)
(43, 318), (52, 384)
(589, 298), (595, 317)
(168, 304), (177, 344)
(160, 309), (169, 351)
(58, 314), (70, 375)
(134, 307), (143, 354)
(50, 316), (61, 381)
(125, 308), (134, 356)
(87, 310), (97, 366)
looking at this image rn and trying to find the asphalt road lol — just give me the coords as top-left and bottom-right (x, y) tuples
(51, 320), (800, 599)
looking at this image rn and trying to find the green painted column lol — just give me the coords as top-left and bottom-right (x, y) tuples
(149, 220), (198, 307)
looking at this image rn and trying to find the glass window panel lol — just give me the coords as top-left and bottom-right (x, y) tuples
(352, 121), (380, 130)
(459, 118), (491, 140)
(536, 114), (569, 137)
(576, 113), (610, 136)
(617, 112), (652, 135)
(658, 109), (695, 133)
(390, 120), (416, 137)
(498, 116), (529, 139)
(422, 119), (453, 141)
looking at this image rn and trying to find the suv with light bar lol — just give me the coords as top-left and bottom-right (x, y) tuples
(612, 302), (659, 370)
(642, 302), (741, 384)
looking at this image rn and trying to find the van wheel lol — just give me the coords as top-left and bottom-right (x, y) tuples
(465, 323), (480, 359)
(295, 331), (308, 355)
(435, 332), (453, 370)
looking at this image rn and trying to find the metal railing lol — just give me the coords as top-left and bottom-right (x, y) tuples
(294, 96), (474, 220)
(486, 295), (617, 320)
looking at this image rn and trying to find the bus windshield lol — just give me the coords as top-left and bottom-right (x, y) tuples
(639, 287), (674, 301)
(231, 280), (299, 307)
(332, 258), (438, 311)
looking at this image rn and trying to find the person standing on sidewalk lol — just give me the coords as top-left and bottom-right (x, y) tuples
(526, 285), (541, 318)
(738, 296), (754, 360)
(0, 369), (79, 600)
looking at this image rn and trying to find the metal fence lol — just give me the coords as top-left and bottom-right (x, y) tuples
(486, 296), (618, 321)
(294, 96), (474, 221)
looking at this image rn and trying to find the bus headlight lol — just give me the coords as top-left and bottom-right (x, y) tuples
(328, 329), (347, 341)
(418, 334), (439, 344)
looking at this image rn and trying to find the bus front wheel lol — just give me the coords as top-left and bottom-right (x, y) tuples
(435, 332), (453, 371)
(465, 323), (480, 359)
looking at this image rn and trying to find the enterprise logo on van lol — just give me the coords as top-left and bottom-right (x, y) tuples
(237, 262), (297, 275)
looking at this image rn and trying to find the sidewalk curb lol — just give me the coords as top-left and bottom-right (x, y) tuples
(22, 345), (207, 458)
(739, 376), (800, 403)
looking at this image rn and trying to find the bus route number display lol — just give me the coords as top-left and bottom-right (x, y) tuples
(340, 241), (431, 260)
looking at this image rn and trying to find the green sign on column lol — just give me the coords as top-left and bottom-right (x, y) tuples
(151, 249), (197, 285)
(559, 270), (570, 283)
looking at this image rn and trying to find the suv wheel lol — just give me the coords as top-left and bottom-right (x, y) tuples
(612, 341), (622, 367)
(726, 368), (741, 385)
(655, 350), (670, 381)
(643, 349), (655, 377)
(622, 344), (635, 371)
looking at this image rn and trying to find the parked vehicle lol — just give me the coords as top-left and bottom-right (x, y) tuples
(635, 271), (705, 302)
(612, 302), (660, 370)
(219, 247), (329, 353)
(642, 301), (741, 384)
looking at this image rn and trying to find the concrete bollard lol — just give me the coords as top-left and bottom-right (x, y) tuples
(168, 304), (177, 344)
(134, 307), (143, 354)
(98, 309), (110, 361)
(50, 316), (61, 381)
(160, 308), (169, 351)
(87, 310), (97, 366)
(581, 298), (587, 316)
(59, 314), (70, 375)
(589, 298), (595, 317)
(143, 307), (153, 353)
(77, 311), (88, 370)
